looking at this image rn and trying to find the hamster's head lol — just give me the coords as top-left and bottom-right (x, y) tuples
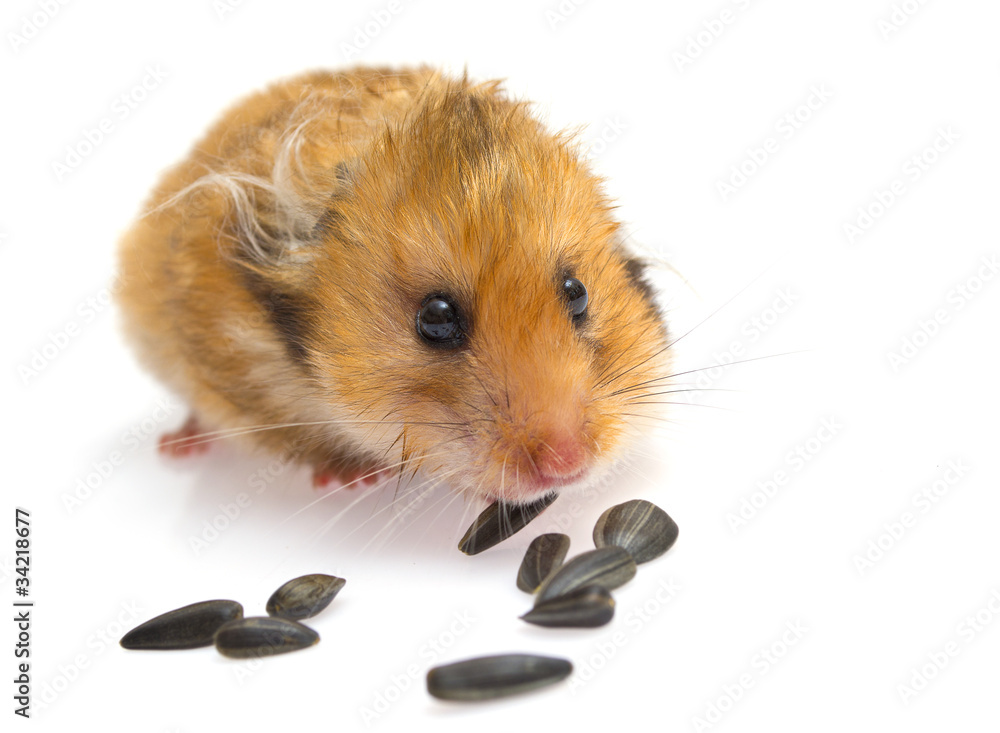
(293, 78), (672, 504)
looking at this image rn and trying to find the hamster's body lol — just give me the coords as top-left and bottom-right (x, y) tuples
(117, 66), (671, 504)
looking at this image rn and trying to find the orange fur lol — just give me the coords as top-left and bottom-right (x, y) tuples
(117, 66), (672, 502)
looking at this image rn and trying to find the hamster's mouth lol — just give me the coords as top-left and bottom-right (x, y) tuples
(532, 467), (588, 491)
(484, 467), (590, 504)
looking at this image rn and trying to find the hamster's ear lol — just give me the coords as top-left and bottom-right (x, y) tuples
(615, 235), (678, 323)
(622, 257), (656, 304)
(333, 160), (353, 183)
(308, 160), (358, 243)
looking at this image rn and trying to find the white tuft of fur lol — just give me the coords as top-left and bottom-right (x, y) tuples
(142, 111), (344, 265)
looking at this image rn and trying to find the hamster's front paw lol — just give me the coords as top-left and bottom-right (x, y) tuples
(311, 457), (395, 491)
(158, 414), (211, 457)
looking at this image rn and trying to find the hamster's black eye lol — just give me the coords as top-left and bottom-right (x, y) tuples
(562, 276), (588, 319)
(416, 294), (465, 348)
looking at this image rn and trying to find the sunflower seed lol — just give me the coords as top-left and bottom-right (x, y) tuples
(593, 499), (678, 564)
(458, 493), (558, 555)
(214, 617), (319, 659)
(534, 546), (636, 605)
(520, 585), (615, 628)
(426, 653), (572, 701)
(516, 533), (571, 593)
(119, 600), (243, 650)
(266, 574), (346, 620)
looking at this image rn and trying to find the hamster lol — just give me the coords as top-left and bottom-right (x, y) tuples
(116, 66), (672, 505)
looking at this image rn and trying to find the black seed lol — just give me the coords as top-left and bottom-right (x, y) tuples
(534, 546), (636, 605)
(427, 653), (573, 701)
(214, 617), (319, 659)
(593, 499), (679, 564)
(516, 533), (571, 593)
(266, 574), (346, 620)
(520, 585), (615, 628)
(458, 493), (558, 555)
(120, 600), (244, 650)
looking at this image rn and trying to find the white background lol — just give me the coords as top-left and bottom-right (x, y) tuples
(3, 0), (999, 731)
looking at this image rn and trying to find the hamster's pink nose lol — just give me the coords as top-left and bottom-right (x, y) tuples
(535, 434), (586, 480)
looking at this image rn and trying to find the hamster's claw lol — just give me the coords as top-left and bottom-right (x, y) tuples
(158, 415), (211, 457)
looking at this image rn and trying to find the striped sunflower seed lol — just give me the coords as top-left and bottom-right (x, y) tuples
(119, 600), (243, 650)
(459, 493), (558, 555)
(427, 653), (572, 701)
(214, 617), (319, 659)
(266, 574), (345, 620)
(593, 499), (678, 564)
(516, 533), (571, 593)
(534, 546), (636, 605)
(520, 585), (615, 628)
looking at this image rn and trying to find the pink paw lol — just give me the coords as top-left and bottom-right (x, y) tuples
(311, 463), (394, 491)
(158, 415), (211, 457)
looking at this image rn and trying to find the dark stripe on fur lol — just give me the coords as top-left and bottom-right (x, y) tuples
(243, 273), (314, 366)
(622, 258), (659, 316)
